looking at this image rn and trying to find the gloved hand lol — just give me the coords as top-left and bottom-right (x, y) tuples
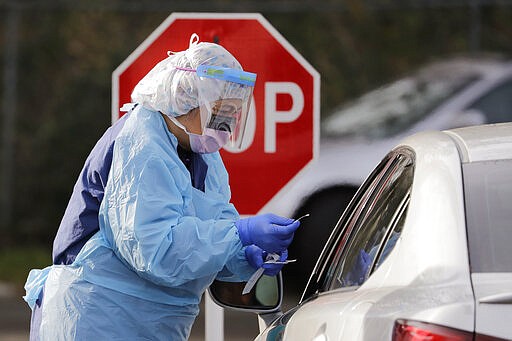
(346, 249), (371, 286)
(235, 213), (300, 253)
(245, 245), (288, 276)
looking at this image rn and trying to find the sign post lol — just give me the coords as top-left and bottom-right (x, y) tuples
(112, 12), (320, 340)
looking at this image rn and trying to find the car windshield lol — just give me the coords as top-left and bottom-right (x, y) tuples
(463, 159), (512, 273)
(322, 65), (480, 139)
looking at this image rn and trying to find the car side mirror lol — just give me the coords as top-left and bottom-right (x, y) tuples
(208, 273), (283, 313)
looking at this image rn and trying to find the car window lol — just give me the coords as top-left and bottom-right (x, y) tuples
(318, 157), (394, 291)
(300, 152), (393, 302)
(322, 150), (414, 291)
(463, 159), (512, 273)
(374, 193), (409, 269)
(468, 79), (512, 123)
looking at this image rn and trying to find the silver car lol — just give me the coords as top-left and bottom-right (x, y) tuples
(211, 122), (512, 340)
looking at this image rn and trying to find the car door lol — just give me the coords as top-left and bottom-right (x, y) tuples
(463, 158), (512, 340)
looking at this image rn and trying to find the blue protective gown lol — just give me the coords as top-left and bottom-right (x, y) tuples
(25, 106), (253, 340)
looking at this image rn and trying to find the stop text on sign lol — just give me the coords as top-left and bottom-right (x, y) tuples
(223, 81), (304, 154)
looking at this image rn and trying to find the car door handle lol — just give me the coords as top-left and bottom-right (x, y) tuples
(479, 292), (512, 304)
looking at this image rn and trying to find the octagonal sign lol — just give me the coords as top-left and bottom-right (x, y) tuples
(112, 13), (320, 215)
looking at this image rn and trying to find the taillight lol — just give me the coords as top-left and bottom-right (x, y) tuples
(393, 320), (473, 341)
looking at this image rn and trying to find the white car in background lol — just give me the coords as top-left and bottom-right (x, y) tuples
(211, 122), (512, 341)
(277, 56), (512, 287)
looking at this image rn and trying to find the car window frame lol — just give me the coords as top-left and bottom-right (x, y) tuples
(300, 155), (392, 302)
(301, 147), (414, 302)
(325, 151), (413, 291)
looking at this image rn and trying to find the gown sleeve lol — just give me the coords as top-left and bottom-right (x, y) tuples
(101, 154), (251, 287)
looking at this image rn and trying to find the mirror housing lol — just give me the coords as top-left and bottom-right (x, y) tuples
(208, 273), (285, 332)
(208, 273), (283, 313)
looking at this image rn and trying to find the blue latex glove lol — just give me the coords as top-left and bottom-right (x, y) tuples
(235, 213), (300, 253)
(346, 249), (371, 286)
(245, 245), (288, 276)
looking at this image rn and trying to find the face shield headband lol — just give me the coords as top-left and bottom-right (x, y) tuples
(175, 65), (257, 150)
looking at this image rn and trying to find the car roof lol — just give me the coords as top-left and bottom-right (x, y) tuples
(444, 122), (512, 163)
(417, 55), (511, 77)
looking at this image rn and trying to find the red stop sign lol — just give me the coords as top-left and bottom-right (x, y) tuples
(112, 13), (320, 215)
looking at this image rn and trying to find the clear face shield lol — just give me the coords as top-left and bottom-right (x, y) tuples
(177, 65), (256, 150)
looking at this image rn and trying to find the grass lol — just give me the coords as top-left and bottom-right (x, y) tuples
(0, 246), (52, 292)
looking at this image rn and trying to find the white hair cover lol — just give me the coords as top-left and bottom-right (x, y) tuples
(131, 34), (243, 117)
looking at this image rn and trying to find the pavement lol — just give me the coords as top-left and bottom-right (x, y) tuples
(0, 281), (299, 341)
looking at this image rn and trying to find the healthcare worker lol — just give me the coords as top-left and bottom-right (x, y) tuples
(24, 34), (300, 340)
